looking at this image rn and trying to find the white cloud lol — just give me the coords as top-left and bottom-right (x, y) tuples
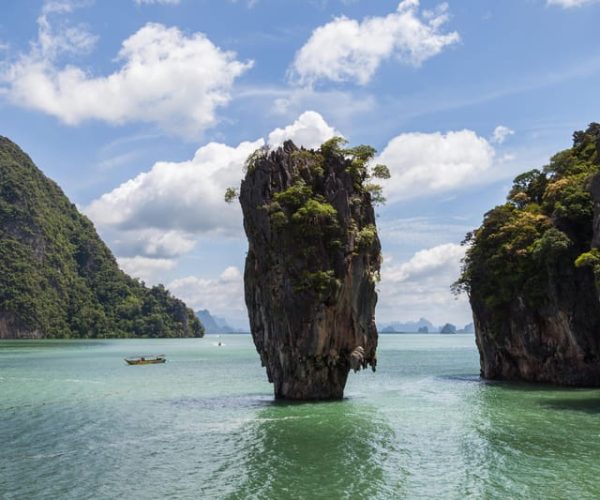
(86, 111), (339, 251)
(246, 85), (377, 124)
(112, 229), (197, 258)
(378, 216), (473, 248)
(118, 256), (177, 285)
(291, 0), (459, 85)
(377, 129), (495, 203)
(135, 0), (180, 5)
(86, 139), (264, 238)
(168, 266), (246, 319)
(36, 1), (98, 58)
(547, 0), (600, 7)
(377, 243), (470, 326)
(385, 243), (465, 282)
(267, 110), (339, 149)
(491, 125), (514, 144)
(2, 16), (252, 136)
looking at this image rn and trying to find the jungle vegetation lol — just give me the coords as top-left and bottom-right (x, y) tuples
(454, 123), (600, 311)
(0, 136), (204, 338)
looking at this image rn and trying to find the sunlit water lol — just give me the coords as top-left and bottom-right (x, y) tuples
(2, 334), (600, 499)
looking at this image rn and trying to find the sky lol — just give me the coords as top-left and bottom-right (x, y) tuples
(1, 0), (599, 329)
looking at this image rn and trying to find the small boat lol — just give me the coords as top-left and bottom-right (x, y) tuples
(124, 354), (166, 365)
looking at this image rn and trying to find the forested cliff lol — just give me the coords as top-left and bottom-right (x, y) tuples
(0, 136), (203, 339)
(456, 124), (600, 385)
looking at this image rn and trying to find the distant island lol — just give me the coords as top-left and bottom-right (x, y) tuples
(0, 136), (203, 339)
(379, 317), (474, 334)
(196, 309), (246, 334)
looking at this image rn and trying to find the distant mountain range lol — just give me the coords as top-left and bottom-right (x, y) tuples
(197, 310), (475, 334)
(196, 310), (246, 333)
(379, 318), (474, 334)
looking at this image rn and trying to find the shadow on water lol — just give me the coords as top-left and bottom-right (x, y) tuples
(440, 373), (600, 394)
(226, 398), (400, 500)
(539, 397), (600, 414)
(438, 374), (482, 383)
(170, 393), (274, 412)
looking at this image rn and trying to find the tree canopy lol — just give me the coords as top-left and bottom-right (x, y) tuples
(455, 123), (600, 315)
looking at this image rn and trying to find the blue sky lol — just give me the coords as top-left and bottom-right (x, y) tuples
(1, 0), (599, 328)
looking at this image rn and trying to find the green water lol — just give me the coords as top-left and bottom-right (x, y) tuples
(1, 334), (600, 499)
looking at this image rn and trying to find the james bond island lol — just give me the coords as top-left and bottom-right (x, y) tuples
(238, 138), (386, 400)
(456, 123), (600, 386)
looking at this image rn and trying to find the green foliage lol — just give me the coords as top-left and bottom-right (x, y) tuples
(454, 204), (552, 306)
(575, 248), (600, 269)
(456, 123), (600, 316)
(291, 198), (338, 226)
(244, 146), (269, 173)
(319, 136), (348, 158)
(322, 139), (390, 204)
(344, 145), (377, 163)
(224, 187), (238, 203)
(508, 169), (547, 208)
(355, 224), (377, 248)
(344, 145), (377, 180)
(530, 227), (572, 262)
(0, 137), (204, 339)
(372, 164), (391, 179)
(273, 181), (312, 209)
(365, 183), (386, 205)
(270, 210), (289, 229)
(295, 270), (339, 294)
(248, 138), (384, 299)
(368, 270), (381, 284)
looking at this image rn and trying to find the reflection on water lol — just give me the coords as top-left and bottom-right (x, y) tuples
(3, 335), (600, 498)
(229, 400), (399, 499)
(467, 381), (600, 498)
(539, 396), (600, 414)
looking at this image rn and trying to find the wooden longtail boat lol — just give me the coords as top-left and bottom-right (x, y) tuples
(124, 355), (166, 365)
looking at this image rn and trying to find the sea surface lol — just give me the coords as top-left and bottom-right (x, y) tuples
(1, 334), (600, 499)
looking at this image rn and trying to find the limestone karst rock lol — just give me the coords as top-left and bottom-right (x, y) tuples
(239, 139), (382, 400)
(0, 136), (203, 339)
(457, 123), (600, 386)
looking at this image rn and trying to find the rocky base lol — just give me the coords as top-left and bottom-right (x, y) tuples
(474, 300), (600, 387)
(471, 252), (600, 386)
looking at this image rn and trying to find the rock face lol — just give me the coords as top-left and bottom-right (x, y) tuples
(239, 140), (382, 400)
(0, 136), (204, 339)
(458, 124), (600, 386)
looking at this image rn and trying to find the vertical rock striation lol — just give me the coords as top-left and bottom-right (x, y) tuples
(239, 139), (382, 400)
(458, 123), (600, 386)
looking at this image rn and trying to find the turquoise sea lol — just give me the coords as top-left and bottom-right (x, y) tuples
(2, 334), (600, 499)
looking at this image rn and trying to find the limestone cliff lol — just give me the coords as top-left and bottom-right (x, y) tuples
(0, 136), (204, 339)
(239, 139), (383, 400)
(457, 124), (600, 385)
